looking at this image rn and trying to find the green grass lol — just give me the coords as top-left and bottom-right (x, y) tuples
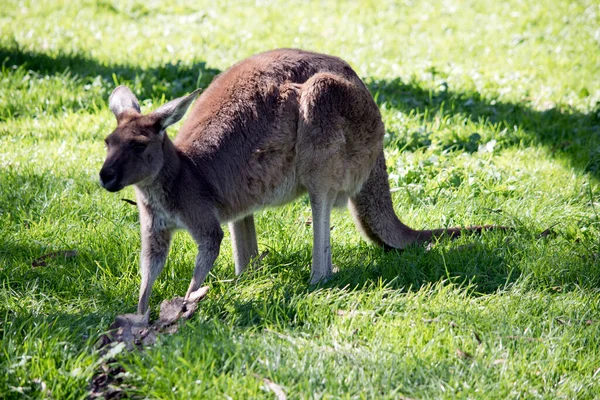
(1, 0), (600, 398)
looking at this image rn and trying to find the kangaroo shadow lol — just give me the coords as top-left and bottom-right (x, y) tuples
(205, 233), (518, 329)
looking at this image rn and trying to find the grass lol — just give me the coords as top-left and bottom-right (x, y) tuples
(1, 0), (599, 398)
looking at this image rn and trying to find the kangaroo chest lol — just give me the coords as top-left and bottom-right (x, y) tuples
(134, 186), (187, 231)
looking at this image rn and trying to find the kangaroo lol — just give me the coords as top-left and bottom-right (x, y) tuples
(100, 49), (499, 314)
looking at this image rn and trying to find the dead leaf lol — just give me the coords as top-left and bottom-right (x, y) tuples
(156, 298), (185, 328)
(483, 208), (503, 214)
(456, 348), (473, 359)
(537, 223), (560, 239)
(537, 228), (556, 238)
(109, 313), (149, 351)
(251, 250), (270, 268)
(474, 331), (482, 345)
(89, 362), (127, 399)
(141, 329), (158, 346)
(422, 317), (439, 324)
(263, 378), (286, 400)
(32, 250), (77, 267)
(121, 198), (137, 206)
(503, 336), (542, 342)
(493, 359), (506, 365)
(449, 320), (458, 328)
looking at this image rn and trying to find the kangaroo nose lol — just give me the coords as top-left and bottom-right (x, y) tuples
(99, 168), (114, 185)
(99, 168), (121, 192)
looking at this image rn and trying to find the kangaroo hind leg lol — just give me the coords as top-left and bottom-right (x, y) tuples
(228, 214), (259, 275)
(298, 72), (382, 284)
(308, 191), (336, 284)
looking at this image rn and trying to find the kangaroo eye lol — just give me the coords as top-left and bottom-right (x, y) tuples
(132, 143), (147, 154)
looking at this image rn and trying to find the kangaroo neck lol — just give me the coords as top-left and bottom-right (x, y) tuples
(158, 134), (181, 186)
(136, 133), (181, 198)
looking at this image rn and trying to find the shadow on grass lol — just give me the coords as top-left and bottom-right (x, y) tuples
(199, 235), (518, 329)
(0, 169), (141, 312)
(0, 238), (139, 312)
(0, 309), (111, 398)
(2, 44), (598, 175)
(0, 44), (221, 102)
(366, 77), (600, 179)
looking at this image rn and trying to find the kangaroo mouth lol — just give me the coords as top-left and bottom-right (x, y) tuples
(100, 178), (124, 192)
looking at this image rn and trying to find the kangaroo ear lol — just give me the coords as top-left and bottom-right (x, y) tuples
(152, 88), (202, 130)
(109, 86), (141, 120)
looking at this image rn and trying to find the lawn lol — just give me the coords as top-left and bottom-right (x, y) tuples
(1, 0), (599, 398)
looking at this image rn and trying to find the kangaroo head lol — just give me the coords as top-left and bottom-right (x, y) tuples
(99, 86), (200, 192)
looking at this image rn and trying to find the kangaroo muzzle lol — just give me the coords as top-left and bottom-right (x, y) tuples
(99, 166), (123, 192)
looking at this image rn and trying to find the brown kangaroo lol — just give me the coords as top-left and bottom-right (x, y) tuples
(100, 49), (498, 314)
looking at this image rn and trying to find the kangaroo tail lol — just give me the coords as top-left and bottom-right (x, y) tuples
(348, 151), (502, 249)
